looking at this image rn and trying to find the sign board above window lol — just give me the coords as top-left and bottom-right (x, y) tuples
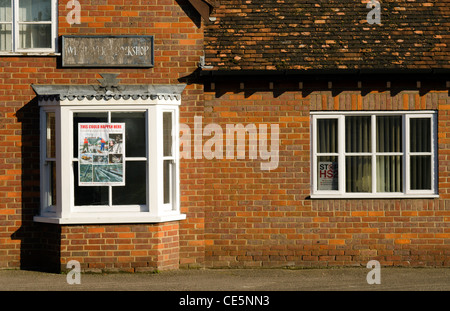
(61, 35), (154, 67)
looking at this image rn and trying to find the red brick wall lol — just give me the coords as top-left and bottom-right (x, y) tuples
(198, 80), (450, 268)
(0, 0), (204, 272)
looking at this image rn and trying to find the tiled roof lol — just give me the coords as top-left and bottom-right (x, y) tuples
(204, 0), (450, 71)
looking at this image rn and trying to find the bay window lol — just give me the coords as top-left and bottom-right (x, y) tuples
(311, 111), (438, 198)
(33, 83), (186, 224)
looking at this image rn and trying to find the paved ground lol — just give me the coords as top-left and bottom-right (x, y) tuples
(0, 267), (449, 291)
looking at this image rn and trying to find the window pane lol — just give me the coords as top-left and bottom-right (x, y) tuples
(317, 156), (338, 191)
(93, 164), (123, 183)
(163, 112), (173, 157)
(0, 0), (12, 22)
(73, 113), (108, 158)
(317, 119), (337, 153)
(49, 161), (56, 206)
(163, 160), (172, 204)
(0, 23), (11, 51)
(345, 156), (371, 192)
(376, 156), (402, 192)
(19, 0), (51, 21)
(410, 118), (431, 152)
(19, 24), (52, 49)
(74, 164), (109, 206)
(112, 161), (146, 205)
(46, 112), (56, 158)
(346, 116), (371, 153)
(111, 112), (146, 158)
(410, 155), (431, 190)
(377, 116), (402, 152)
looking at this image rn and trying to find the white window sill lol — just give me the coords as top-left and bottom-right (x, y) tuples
(0, 52), (60, 56)
(310, 194), (439, 199)
(33, 213), (186, 224)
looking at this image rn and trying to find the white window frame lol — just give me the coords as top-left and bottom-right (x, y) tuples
(0, 0), (58, 55)
(311, 111), (438, 199)
(35, 97), (185, 224)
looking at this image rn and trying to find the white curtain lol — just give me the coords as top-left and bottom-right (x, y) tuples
(345, 116), (371, 192)
(317, 115), (432, 193)
(317, 119), (339, 191)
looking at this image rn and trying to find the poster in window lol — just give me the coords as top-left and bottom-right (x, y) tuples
(78, 123), (125, 186)
(318, 162), (338, 190)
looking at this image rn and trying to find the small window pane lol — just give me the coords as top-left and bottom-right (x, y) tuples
(46, 112), (55, 158)
(0, 23), (12, 51)
(163, 112), (173, 157)
(410, 118), (431, 153)
(317, 119), (337, 153)
(317, 156), (338, 191)
(377, 116), (402, 152)
(410, 155), (431, 190)
(73, 113), (108, 158)
(111, 112), (146, 158)
(19, 24), (52, 49)
(74, 165), (109, 206)
(376, 156), (402, 192)
(0, 0), (11, 22)
(163, 160), (172, 204)
(112, 161), (146, 205)
(345, 156), (371, 192)
(19, 0), (51, 21)
(346, 116), (371, 153)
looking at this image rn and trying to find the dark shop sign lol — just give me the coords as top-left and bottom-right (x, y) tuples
(62, 35), (154, 67)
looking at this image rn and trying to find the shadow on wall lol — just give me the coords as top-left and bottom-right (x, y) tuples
(11, 98), (61, 273)
(175, 0), (202, 28)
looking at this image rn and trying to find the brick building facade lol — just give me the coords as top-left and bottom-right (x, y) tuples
(0, 1), (449, 272)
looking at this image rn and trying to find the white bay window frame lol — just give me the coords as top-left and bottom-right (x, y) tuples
(311, 111), (438, 199)
(33, 84), (185, 224)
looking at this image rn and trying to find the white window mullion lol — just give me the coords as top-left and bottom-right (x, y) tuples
(311, 111), (437, 199)
(13, 0), (18, 51)
(338, 115), (345, 195)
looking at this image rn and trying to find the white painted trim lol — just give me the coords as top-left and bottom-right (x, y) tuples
(6, 0), (58, 53)
(34, 213), (186, 225)
(311, 111), (438, 198)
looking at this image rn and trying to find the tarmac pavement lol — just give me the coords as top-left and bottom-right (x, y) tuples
(1, 267), (449, 291)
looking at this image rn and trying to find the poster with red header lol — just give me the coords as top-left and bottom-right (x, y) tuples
(318, 162), (338, 190)
(78, 123), (125, 186)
